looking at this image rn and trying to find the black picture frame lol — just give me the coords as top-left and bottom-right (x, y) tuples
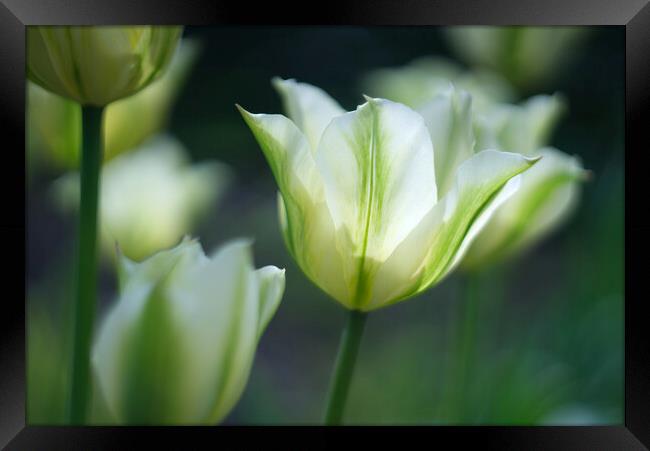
(2, 0), (647, 448)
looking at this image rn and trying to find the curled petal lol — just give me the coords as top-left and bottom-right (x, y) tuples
(463, 147), (586, 268)
(255, 265), (286, 338)
(368, 150), (538, 310)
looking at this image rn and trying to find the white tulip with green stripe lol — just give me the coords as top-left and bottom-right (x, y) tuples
(92, 238), (285, 424)
(238, 78), (539, 312)
(361, 56), (515, 112)
(27, 39), (200, 172)
(53, 135), (231, 262)
(365, 71), (588, 271)
(27, 26), (183, 107)
(463, 93), (588, 269)
(444, 27), (589, 90)
(473, 93), (566, 156)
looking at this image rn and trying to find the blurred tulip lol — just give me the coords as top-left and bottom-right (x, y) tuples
(53, 135), (231, 261)
(462, 95), (588, 269)
(103, 39), (200, 160)
(27, 26), (183, 106)
(463, 148), (586, 269)
(363, 64), (588, 270)
(362, 56), (515, 111)
(27, 39), (200, 171)
(444, 26), (589, 90)
(92, 237), (285, 424)
(474, 94), (565, 155)
(238, 78), (537, 311)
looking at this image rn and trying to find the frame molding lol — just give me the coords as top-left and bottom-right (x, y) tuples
(3, 0), (646, 448)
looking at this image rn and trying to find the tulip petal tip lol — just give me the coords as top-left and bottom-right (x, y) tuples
(235, 103), (253, 118)
(526, 155), (543, 164)
(361, 94), (384, 106)
(271, 76), (290, 88)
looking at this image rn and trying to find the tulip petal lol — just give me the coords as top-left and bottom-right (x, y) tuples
(417, 86), (475, 196)
(272, 77), (345, 151)
(28, 27), (83, 102)
(238, 106), (351, 305)
(463, 147), (585, 268)
(94, 239), (258, 424)
(314, 98), (437, 307)
(476, 94), (565, 156)
(237, 106), (320, 255)
(367, 150), (538, 310)
(255, 265), (286, 338)
(362, 56), (515, 111)
(278, 193), (351, 305)
(94, 238), (284, 424)
(515, 95), (565, 154)
(93, 238), (206, 423)
(361, 57), (462, 108)
(177, 239), (260, 424)
(104, 38), (200, 160)
(28, 26), (182, 106)
(52, 136), (230, 261)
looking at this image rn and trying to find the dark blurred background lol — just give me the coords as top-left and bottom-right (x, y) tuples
(27, 26), (624, 424)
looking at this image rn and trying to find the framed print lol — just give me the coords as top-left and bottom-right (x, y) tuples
(1, 0), (648, 448)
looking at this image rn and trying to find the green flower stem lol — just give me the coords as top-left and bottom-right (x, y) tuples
(453, 272), (481, 422)
(324, 310), (368, 425)
(440, 274), (480, 422)
(68, 105), (104, 424)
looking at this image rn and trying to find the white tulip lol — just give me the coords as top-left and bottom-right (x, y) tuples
(92, 238), (285, 424)
(238, 79), (537, 311)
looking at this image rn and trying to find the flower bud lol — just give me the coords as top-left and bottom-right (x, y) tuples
(445, 27), (589, 90)
(27, 39), (199, 170)
(92, 238), (285, 424)
(27, 26), (182, 106)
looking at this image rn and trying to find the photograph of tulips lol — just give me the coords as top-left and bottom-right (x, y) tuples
(26, 25), (623, 425)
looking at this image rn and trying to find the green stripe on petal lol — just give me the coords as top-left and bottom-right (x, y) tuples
(237, 106), (319, 255)
(366, 149), (538, 310)
(238, 106), (350, 306)
(463, 147), (586, 268)
(197, 240), (259, 424)
(315, 97), (437, 307)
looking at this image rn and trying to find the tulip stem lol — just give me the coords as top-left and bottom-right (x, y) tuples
(448, 272), (481, 422)
(68, 105), (104, 424)
(324, 310), (367, 425)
